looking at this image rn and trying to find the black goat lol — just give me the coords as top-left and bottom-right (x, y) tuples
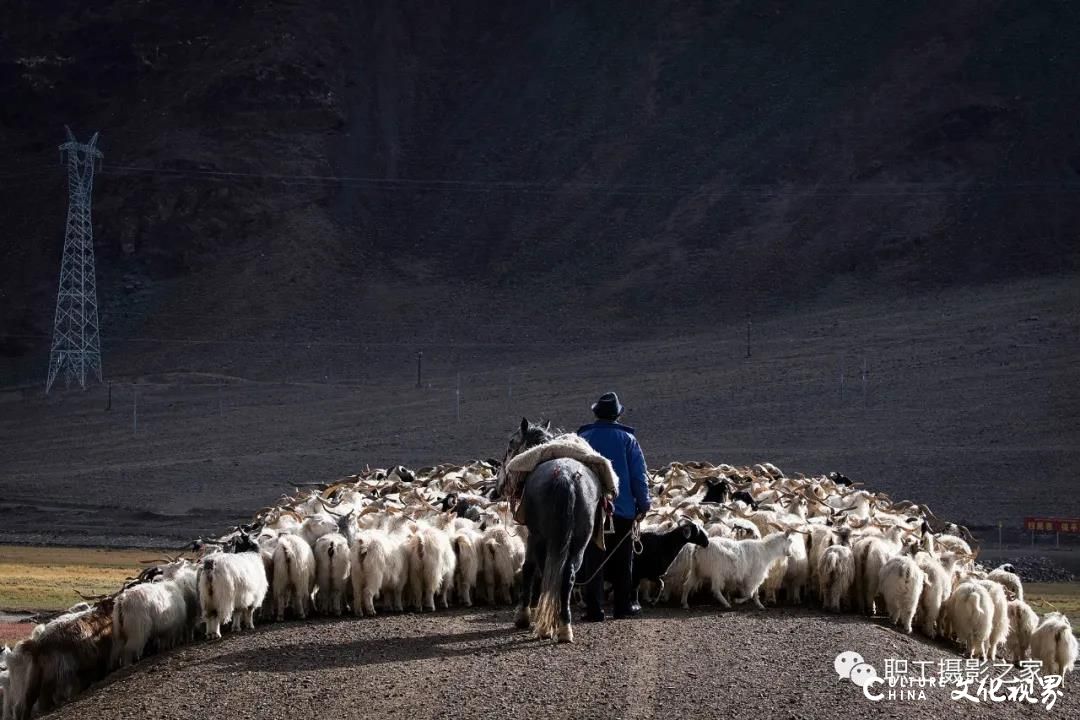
(701, 478), (731, 504)
(732, 489), (759, 510)
(829, 471), (853, 487)
(632, 520), (709, 604)
(439, 492), (485, 522)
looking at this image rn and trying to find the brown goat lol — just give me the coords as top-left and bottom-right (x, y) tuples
(5, 598), (114, 719)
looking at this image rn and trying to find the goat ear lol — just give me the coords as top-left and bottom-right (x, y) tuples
(520, 417), (529, 435)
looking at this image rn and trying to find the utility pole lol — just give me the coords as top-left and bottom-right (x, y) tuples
(862, 357), (868, 407)
(46, 127), (104, 393)
(745, 313), (752, 358)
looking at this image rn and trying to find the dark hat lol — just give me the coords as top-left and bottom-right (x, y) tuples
(591, 391), (624, 419)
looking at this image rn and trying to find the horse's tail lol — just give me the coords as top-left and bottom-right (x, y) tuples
(533, 471), (575, 639)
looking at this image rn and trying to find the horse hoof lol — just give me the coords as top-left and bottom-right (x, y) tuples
(514, 607), (532, 629)
(557, 624), (574, 644)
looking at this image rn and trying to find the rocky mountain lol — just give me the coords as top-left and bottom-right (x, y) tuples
(2, 0), (1078, 382)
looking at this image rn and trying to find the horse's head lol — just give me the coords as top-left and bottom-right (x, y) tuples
(495, 417), (558, 496)
(505, 417), (556, 459)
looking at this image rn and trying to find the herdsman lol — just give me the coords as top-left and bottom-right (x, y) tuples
(578, 391), (651, 620)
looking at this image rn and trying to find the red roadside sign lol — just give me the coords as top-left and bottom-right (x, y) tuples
(1024, 517), (1080, 533)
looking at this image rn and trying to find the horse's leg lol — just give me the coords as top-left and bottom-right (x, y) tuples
(557, 550), (582, 643)
(531, 541), (546, 608)
(516, 535), (543, 629)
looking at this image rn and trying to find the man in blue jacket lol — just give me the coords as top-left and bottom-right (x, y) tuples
(578, 391), (651, 620)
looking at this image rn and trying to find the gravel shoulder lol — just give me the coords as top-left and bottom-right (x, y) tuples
(45, 607), (1078, 720)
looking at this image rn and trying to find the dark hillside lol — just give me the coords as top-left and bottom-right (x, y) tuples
(2, 1), (1078, 381)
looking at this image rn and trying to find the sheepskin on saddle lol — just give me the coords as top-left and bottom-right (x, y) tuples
(504, 433), (619, 550)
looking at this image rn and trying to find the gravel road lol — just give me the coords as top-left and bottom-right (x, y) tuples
(43, 607), (1077, 720)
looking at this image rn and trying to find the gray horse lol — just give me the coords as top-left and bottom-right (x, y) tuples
(501, 417), (602, 643)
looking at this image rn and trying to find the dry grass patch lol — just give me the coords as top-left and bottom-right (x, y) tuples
(0, 545), (167, 611)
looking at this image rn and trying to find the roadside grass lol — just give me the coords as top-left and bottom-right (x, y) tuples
(1018, 582), (1080, 636)
(0, 545), (167, 611)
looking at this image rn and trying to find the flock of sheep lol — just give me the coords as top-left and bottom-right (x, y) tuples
(2, 455), (1078, 718)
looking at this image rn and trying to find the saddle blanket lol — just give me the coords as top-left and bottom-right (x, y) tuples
(504, 433), (619, 500)
(504, 434), (619, 550)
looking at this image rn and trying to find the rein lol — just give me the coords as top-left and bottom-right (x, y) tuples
(573, 520), (642, 587)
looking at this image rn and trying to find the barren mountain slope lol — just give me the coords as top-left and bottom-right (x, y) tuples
(2, 1), (1078, 381)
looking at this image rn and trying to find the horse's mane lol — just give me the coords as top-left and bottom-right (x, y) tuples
(535, 418), (567, 437)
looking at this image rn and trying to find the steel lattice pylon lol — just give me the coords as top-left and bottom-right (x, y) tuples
(45, 127), (104, 393)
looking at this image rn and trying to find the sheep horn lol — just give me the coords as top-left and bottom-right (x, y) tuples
(73, 587), (110, 601)
(318, 498), (347, 517)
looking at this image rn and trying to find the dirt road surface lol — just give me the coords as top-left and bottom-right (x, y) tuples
(46, 607), (1077, 720)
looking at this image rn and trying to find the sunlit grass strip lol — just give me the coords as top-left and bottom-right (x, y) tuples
(0, 545), (169, 611)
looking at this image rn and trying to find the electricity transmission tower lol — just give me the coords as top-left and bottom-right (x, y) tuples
(45, 127), (104, 393)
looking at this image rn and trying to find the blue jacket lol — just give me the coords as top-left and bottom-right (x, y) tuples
(577, 421), (651, 519)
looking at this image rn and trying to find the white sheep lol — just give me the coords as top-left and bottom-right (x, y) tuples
(660, 543), (700, 606)
(852, 526), (906, 615)
(300, 512), (339, 547)
(450, 526), (484, 607)
(934, 534), (973, 565)
(111, 562), (198, 667)
(685, 530), (793, 610)
(760, 552), (788, 606)
(314, 533), (351, 616)
(1029, 612), (1077, 677)
(1006, 599), (1039, 664)
(781, 530), (809, 604)
(818, 543), (855, 613)
(350, 527), (409, 616)
(944, 580), (994, 658)
(271, 533), (316, 621)
(914, 552), (951, 638)
(406, 523), (456, 611)
(198, 542), (268, 639)
(257, 532), (279, 615)
(0, 645), (10, 719)
(806, 524), (838, 602)
(987, 564), (1023, 601)
(974, 579), (1010, 661)
(877, 555), (926, 634)
(482, 526), (525, 605)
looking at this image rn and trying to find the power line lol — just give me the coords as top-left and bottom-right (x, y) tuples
(4, 332), (599, 349)
(0, 165), (60, 179)
(98, 164), (1080, 198)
